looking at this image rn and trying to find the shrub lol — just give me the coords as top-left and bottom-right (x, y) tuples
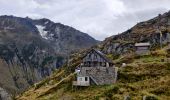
(104, 92), (113, 100)
(151, 49), (167, 57)
(167, 48), (170, 54)
(103, 86), (120, 100)
(93, 96), (100, 100)
(151, 86), (170, 96)
(144, 95), (158, 100)
(108, 53), (120, 60)
(166, 49), (170, 57)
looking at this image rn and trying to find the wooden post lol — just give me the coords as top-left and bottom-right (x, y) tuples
(157, 14), (162, 49)
(160, 29), (162, 49)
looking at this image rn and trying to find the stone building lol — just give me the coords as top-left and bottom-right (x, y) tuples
(135, 42), (150, 55)
(73, 49), (117, 86)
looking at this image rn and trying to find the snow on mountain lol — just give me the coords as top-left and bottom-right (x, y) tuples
(0, 15), (98, 95)
(36, 25), (48, 39)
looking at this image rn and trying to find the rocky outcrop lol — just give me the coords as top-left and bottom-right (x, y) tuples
(101, 11), (170, 54)
(31, 18), (99, 53)
(0, 87), (11, 100)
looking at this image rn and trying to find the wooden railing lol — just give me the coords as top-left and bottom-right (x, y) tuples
(72, 81), (90, 86)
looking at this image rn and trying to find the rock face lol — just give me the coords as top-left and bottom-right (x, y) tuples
(0, 16), (98, 95)
(101, 11), (170, 55)
(31, 18), (98, 53)
(0, 87), (12, 100)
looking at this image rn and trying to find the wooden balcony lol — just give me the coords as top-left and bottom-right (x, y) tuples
(72, 81), (90, 86)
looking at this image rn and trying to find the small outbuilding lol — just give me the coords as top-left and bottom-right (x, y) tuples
(135, 42), (151, 55)
(73, 49), (117, 86)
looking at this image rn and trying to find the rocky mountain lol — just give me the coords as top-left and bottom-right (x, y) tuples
(31, 18), (98, 53)
(101, 11), (170, 55)
(17, 11), (170, 100)
(0, 15), (98, 96)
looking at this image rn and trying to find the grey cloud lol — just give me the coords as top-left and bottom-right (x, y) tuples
(0, 0), (170, 40)
(104, 8), (168, 36)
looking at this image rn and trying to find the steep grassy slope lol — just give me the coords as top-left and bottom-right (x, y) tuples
(16, 47), (170, 100)
(16, 11), (170, 100)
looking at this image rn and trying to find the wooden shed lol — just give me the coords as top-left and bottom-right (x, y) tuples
(135, 42), (150, 55)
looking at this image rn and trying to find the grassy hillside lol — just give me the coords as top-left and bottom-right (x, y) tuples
(16, 47), (170, 100)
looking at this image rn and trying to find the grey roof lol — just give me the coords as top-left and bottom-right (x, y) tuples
(135, 42), (150, 47)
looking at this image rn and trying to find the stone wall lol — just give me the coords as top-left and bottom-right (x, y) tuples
(78, 67), (117, 85)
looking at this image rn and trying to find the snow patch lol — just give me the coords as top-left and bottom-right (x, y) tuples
(44, 21), (49, 25)
(36, 25), (48, 39)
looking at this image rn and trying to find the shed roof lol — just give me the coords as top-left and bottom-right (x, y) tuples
(135, 42), (150, 47)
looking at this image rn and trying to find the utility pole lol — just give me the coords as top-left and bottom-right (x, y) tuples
(160, 28), (163, 49)
(157, 14), (163, 49)
(157, 27), (162, 49)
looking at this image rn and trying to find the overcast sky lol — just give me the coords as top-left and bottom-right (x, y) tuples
(0, 0), (170, 40)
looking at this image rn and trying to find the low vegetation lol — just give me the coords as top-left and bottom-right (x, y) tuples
(16, 47), (170, 100)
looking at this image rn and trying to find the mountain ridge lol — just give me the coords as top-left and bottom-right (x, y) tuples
(0, 15), (98, 95)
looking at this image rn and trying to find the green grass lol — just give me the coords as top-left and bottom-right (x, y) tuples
(17, 48), (170, 100)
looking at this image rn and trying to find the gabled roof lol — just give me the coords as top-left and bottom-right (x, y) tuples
(83, 48), (113, 63)
(93, 49), (113, 63)
(135, 42), (150, 47)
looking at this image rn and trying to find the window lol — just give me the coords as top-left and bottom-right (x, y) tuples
(79, 78), (82, 81)
(100, 62), (102, 66)
(94, 55), (97, 59)
(102, 62), (106, 67)
(88, 54), (91, 58)
(85, 77), (88, 81)
(88, 62), (91, 67)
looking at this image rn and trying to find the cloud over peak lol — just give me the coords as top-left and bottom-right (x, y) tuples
(0, 0), (170, 40)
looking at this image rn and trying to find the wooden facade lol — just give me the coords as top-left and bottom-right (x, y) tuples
(73, 49), (117, 86)
(82, 49), (113, 67)
(135, 43), (150, 55)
